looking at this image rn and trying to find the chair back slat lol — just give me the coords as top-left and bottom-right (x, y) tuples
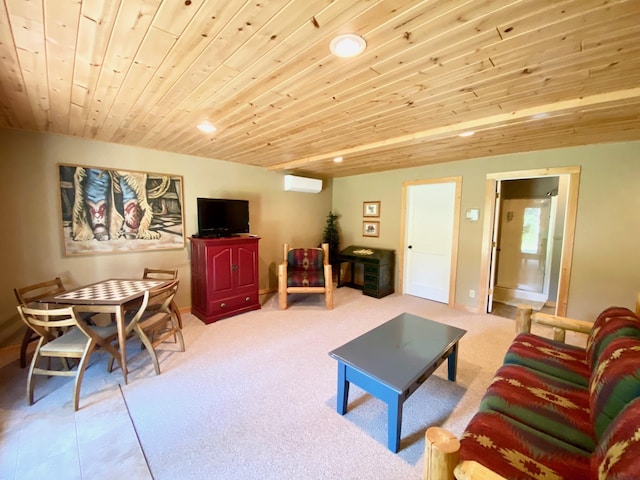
(17, 305), (77, 341)
(142, 268), (178, 280)
(14, 277), (66, 305)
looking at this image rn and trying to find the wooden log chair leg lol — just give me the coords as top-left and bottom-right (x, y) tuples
(424, 427), (460, 480)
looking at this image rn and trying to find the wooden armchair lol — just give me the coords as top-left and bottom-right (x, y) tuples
(278, 243), (333, 310)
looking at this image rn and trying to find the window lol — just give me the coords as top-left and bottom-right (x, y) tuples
(521, 207), (541, 254)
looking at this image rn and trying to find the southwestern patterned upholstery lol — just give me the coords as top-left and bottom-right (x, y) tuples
(286, 248), (325, 287)
(457, 307), (640, 480)
(592, 396), (640, 480)
(278, 243), (333, 310)
(504, 333), (590, 386)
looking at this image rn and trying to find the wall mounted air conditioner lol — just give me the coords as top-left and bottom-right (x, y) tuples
(283, 175), (322, 193)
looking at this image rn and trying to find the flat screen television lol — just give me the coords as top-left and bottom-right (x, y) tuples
(197, 198), (250, 237)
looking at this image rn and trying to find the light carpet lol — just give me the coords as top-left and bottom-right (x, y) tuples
(1, 287), (526, 480)
(122, 288), (517, 480)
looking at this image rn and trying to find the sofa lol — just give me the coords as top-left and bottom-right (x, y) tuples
(434, 303), (640, 480)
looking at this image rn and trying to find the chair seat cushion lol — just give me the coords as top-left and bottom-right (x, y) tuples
(287, 269), (325, 288)
(503, 333), (590, 386)
(40, 327), (88, 354)
(460, 410), (591, 480)
(479, 364), (595, 451)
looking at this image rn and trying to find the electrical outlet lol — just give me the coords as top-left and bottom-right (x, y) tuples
(469, 289), (476, 298)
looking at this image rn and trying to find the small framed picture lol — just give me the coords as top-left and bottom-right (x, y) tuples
(363, 201), (380, 217)
(362, 221), (380, 237)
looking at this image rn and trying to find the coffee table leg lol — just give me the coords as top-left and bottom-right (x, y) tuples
(447, 342), (459, 381)
(388, 397), (403, 452)
(336, 362), (350, 414)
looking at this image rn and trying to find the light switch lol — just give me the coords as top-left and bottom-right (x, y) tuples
(465, 208), (479, 221)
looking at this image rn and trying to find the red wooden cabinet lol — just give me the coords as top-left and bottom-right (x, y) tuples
(190, 236), (260, 324)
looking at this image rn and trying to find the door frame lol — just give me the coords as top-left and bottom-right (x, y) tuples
(479, 166), (580, 317)
(399, 176), (462, 306)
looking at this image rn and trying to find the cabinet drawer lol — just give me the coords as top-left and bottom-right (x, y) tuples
(363, 282), (379, 293)
(364, 265), (379, 275)
(364, 274), (378, 283)
(208, 293), (257, 315)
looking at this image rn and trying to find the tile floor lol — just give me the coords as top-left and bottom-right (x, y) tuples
(0, 338), (153, 480)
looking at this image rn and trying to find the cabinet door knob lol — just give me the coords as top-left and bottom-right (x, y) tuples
(220, 303), (226, 308)
(245, 296), (251, 302)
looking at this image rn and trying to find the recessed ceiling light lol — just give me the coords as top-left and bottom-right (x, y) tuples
(197, 122), (217, 133)
(333, 156), (343, 163)
(330, 33), (366, 58)
(459, 131), (475, 137)
(531, 112), (550, 120)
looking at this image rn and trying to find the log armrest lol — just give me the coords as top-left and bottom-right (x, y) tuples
(516, 305), (592, 342)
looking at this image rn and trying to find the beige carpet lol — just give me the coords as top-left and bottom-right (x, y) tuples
(2, 287), (569, 479)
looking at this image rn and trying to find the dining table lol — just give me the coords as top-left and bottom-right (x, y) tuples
(41, 278), (171, 384)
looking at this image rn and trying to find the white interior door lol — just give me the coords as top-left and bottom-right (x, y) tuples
(404, 181), (457, 303)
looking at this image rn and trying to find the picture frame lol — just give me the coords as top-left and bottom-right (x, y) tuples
(363, 201), (380, 217)
(362, 221), (380, 237)
(58, 163), (186, 256)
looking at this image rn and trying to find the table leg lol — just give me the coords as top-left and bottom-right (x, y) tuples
(388, 396), (403, 453)
(336, 362), (350, 414)
(115, 306), (128, 384)
(447, 342), (459, 382)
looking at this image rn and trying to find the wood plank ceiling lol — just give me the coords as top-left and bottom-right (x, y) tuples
(1, 0), (639, 178)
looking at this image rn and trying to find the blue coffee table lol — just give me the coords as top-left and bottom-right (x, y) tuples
(328, 312), (466, 452)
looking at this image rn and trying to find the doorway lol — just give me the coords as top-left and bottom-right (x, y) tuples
(479, 167), (581, 318)
(399, 177), (461, 305)
(493, 178), (558, 311)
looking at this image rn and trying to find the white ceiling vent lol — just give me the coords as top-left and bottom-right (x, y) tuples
(283, 175), (322, 194)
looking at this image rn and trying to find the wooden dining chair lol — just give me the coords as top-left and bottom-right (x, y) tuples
(110, 281), (184, 376)
(16, 304), (122, 411)
(142, 268), (183, 329)
(14, 278), (67, 368)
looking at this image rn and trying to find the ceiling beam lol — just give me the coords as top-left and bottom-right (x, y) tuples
(267, 87), (640, 172)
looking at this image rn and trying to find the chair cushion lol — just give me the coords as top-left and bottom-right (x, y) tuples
(287, 270), (325, 288)
(592, 396), (640, 480)
(479, 364), (595, 451)
(503, 332), (590, 386)
(589, 336), (640, 440)
(586, 307), (640, 371)
(40, 327), (88, 354)
(287, 248), (323, 270)
(287, 248), (325, 287)
(460, 410), (591, 480)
